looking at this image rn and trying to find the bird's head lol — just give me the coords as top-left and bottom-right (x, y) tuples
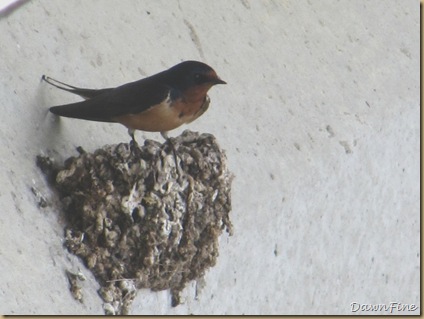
(166, 61), (226, 98)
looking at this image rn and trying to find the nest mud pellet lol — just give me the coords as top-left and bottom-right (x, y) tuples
(37, 130), (233, 315)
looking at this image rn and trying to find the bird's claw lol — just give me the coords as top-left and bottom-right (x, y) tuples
(129, 139), (142, 157)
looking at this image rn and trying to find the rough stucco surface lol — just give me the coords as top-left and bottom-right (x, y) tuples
(0, 0), (419, 315)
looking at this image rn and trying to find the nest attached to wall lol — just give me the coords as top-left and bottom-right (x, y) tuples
(37, 130), (233, 315)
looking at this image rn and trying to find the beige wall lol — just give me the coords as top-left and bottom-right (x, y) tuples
(0, 0), (419, 315)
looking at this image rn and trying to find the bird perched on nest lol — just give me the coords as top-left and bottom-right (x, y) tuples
(42, 61), (226, 145)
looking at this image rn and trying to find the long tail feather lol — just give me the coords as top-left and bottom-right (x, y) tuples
(41, 75), (112, 99)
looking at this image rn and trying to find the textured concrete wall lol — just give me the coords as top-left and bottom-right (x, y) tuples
(0, 0), (419, 315)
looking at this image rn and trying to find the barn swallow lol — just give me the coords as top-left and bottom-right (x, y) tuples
(42, 60), (226, 143)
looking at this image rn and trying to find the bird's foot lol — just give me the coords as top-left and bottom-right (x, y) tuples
(128, 129), (143, 157)
(164, 136), (183, 181)
(129, 139), (142, 157)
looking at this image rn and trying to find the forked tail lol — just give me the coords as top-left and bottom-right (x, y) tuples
(41, 75), (111, 99)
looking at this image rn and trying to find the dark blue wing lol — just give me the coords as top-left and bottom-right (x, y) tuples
(49, 77), (173, 123)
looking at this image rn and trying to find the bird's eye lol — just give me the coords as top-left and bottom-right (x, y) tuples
(193, 73), (202, 83)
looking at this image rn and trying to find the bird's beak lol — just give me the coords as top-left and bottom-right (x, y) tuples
(213, 77), (226, 85)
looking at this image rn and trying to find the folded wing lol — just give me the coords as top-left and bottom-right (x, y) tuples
(49, 78), (172, 123)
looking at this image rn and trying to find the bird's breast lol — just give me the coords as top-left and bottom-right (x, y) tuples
(113, 95), (208, 132)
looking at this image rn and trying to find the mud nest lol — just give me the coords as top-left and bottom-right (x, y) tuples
(37, 130), (233, 315)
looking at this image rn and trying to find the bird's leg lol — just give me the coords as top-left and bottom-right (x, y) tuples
(161, 131), (182, 179)
(128, 128), (137, 146)
(161, 131), (175, 152)
(160, 131), (169, 140)
(128, 128), (141, 156)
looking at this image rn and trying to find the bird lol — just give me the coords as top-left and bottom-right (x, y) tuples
(42, 60), (226, 145)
